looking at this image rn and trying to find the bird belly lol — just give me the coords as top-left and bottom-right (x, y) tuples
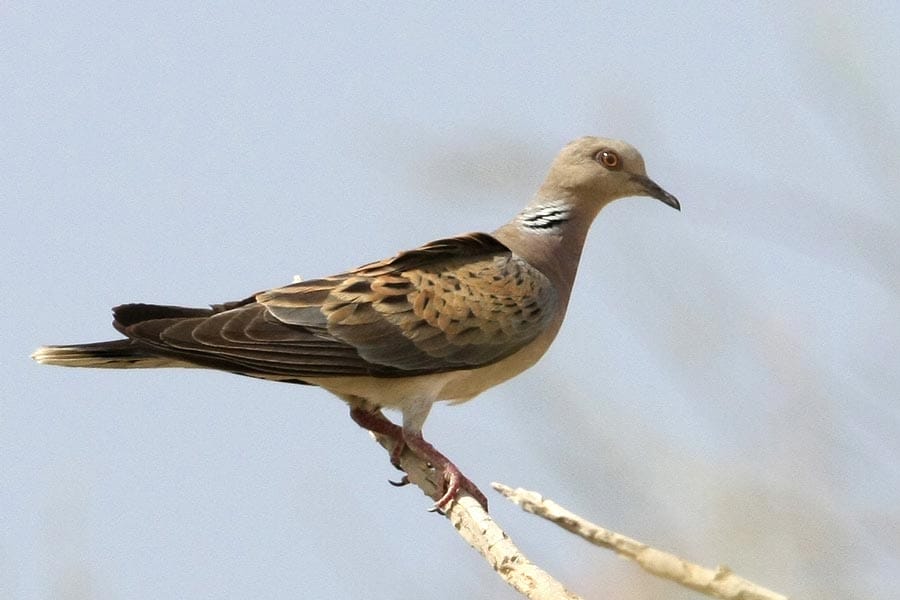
(304, 321), (558, 408)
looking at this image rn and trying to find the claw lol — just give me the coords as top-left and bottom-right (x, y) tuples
(388, 475), (410, 487)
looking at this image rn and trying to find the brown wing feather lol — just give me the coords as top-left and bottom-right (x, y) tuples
(260, 232), (559, 372)
(119, 306), (372, 377)
(113, 232), (557, 380)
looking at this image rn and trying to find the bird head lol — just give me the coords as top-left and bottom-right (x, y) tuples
(540, 136), (680, 212)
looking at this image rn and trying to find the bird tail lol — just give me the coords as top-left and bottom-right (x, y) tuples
(31, 339), (189, 369)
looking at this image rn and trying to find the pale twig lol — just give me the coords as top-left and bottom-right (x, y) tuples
(493, 483), (788, 600)
(366, 432), (582, 600)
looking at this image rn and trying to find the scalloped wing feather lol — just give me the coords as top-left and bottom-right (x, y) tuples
(116, 233), (558, 379)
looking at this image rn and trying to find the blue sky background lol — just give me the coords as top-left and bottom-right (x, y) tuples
(3, 3), (899, 599)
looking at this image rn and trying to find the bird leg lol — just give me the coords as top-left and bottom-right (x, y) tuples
(349, 405), (488, 512)
(349, 406), (406, 469)
(401, 430), (489, 513)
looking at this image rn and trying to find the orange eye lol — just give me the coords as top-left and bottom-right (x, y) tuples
(595, 149), (620, 169)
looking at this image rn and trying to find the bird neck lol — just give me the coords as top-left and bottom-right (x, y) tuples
(493, 194), (598, 307)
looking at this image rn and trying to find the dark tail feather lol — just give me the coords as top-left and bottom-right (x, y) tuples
(31, 339), (190, 369)
(35, 300), (252, 369)
(113, 303), (216, 329)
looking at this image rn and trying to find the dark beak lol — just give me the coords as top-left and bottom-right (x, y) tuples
(631, 174), (680, 211)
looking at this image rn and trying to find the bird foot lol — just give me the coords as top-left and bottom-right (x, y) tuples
(349, 406), (487, 512)
(402, 431), (488, 513)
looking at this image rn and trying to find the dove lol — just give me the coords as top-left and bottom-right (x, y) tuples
(32, 136), (679, 511)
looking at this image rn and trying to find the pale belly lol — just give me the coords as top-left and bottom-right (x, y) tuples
(303, 320), (560, 408)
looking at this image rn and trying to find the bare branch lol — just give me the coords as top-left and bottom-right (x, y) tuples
(494, 483), (788, 600)
(366, 433), (582, 600)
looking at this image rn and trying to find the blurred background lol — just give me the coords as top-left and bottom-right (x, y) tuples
(3, 3), (898, 599)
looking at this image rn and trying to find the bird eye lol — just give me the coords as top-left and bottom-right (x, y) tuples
(595, 149), (620, 169)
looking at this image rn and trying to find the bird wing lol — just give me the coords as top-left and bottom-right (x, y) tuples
(116, 233), (558, 379)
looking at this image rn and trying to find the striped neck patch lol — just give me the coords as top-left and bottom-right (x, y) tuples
(518, 199), (572, 231)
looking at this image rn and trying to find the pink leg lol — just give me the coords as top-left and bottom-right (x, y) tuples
(349, 405), (488, 512)
(349, 406), (406, 468)
(402, 430), (488, 513)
